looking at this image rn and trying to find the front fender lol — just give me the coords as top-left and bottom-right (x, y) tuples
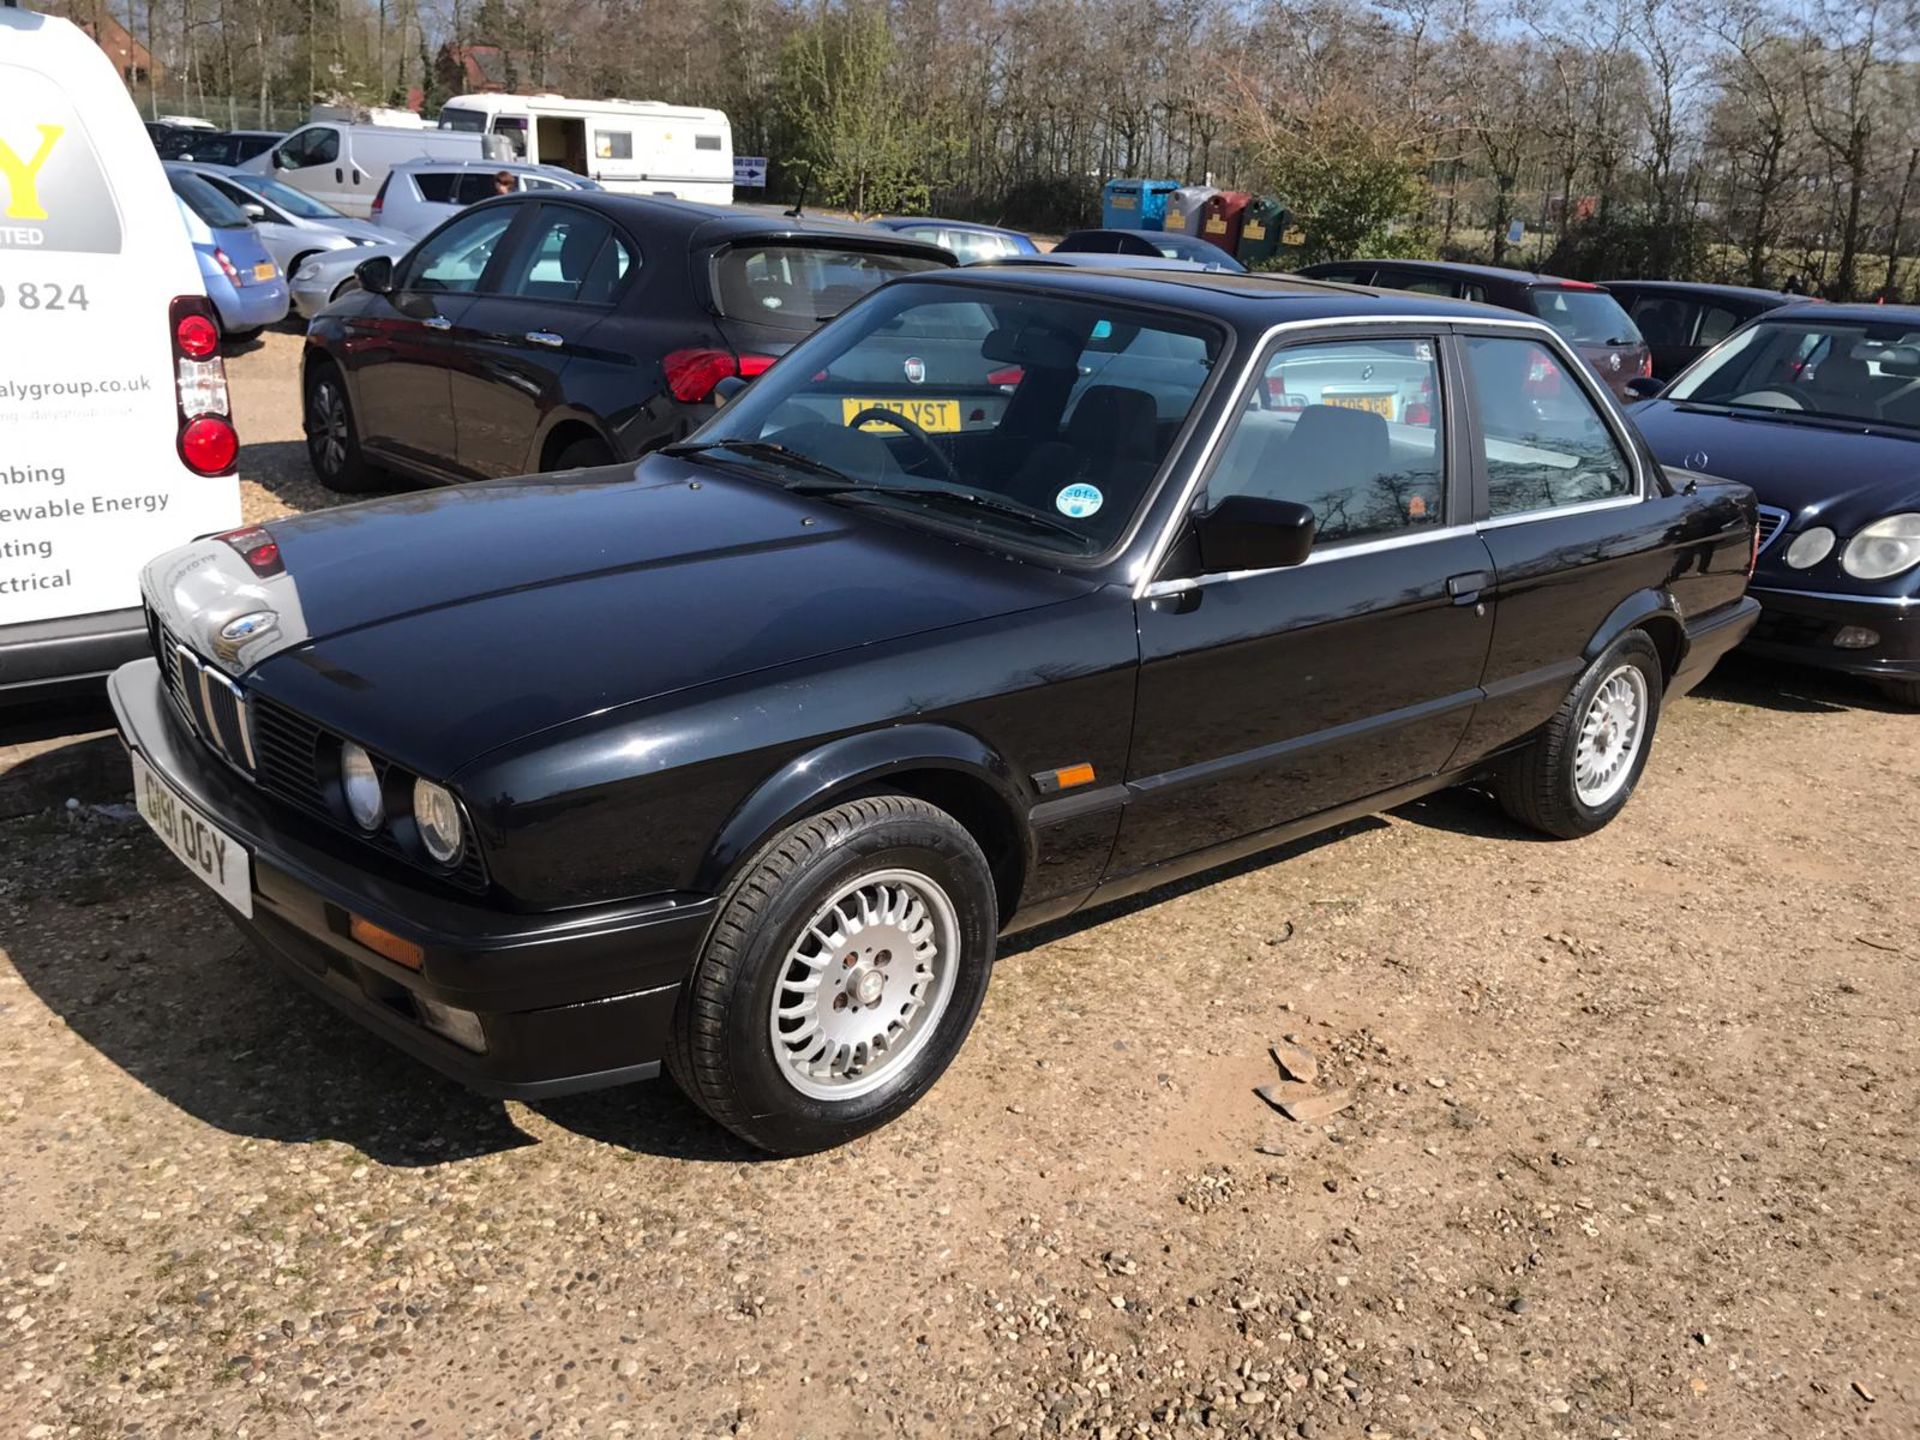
(695, 723), (1031, 895)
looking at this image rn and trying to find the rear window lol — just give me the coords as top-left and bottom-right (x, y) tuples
(414, 172), (459, 204)
(714, 245), (949, 331)
(1528, 287), (1640, 345)
(169, 170), (251, 228)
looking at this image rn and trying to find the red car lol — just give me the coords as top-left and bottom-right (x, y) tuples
(1295, 260), (1652, 400)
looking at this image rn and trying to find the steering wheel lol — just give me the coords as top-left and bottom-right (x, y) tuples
(843, 407), (962, 485)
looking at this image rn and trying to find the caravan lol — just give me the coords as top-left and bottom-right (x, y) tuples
(438, 95), (733, 205)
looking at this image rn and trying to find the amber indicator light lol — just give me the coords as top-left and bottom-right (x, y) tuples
(349, 915), (425, 970)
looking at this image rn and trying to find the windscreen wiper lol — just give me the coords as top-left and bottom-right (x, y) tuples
(783, 477), (1096, 547)
(662, 438), (857, 485)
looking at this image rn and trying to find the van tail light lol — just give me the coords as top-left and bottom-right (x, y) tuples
(1525, 352), (1563, 398)
(170, 295), (238, 476)
(663, 347), (777, 404)
(1404, 374), (1435, 427)
(211, 247), (240, 283)
(987, 365), (1025, 388)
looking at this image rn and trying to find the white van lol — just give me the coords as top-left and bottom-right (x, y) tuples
(0, 7), (242, 695)
(438, 94), (733, 205)
(240, 122), (509, 218)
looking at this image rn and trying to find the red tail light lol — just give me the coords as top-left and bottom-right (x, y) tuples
(662, 347), (777, 403)
(211, 247), (240, 283)
(1638, 351), (1654, 379)
(175, 310), (219, 359)
(987, 365), (1025, 387)
(1404, 373), (1435, 427)
(170, 295), (238, 475)
(180, 416), (239, 475)
(1525, 352), (1563, 397)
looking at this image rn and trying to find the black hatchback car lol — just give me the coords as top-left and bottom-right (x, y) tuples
(1602, 279), (1791, 381)
(116, 269), (1758, 1154)
(1296, 260), (1652, 401)
(300, 193), (954, 490)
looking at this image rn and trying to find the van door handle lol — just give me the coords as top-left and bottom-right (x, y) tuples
(524, 331), (564, 347)
(335, 167), (343, 183)
(422, 315), (452, 331)
(1446, 570), (1491, 604)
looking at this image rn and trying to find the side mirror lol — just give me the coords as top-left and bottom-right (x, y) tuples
(242, 202), (267, 221)
(1625, 375), (1663, 399)
(354, 254), (395, 295)
(1193, 494), (1317, 574)
(271, 150), (290, 170)
(712, 374), (748, 406)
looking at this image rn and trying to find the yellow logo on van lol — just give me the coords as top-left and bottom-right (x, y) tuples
(0, 124), (63, 220)
(0, 62), (123, 254)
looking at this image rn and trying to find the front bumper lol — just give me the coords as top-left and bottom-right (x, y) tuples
(109, 658), (714, 1098)
(1741, 585), (1919, 682)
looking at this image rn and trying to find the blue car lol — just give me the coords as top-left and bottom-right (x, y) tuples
(1051, 228), (1247, 272)
(867, 216), (1039, 264)
(1631, 301), (1920, 707)
(167, 166), (289, 337)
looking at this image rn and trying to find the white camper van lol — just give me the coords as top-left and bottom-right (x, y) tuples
(437, 95), (733, 205)
(241, 121), (509, 218)
(0, 6), (242, 694)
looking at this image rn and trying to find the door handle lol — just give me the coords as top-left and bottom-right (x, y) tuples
(1446, 570), (1491, 605)
(524, 331), (564, 347)
(422, 315), (452, 331)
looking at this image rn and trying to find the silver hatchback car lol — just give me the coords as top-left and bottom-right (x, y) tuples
(370, 158), (599, 238)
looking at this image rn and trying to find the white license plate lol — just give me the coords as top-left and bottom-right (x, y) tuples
(132, 751), (253, 917)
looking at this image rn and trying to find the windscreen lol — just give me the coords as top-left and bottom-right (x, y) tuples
(169, 170), (251, 228)
(714, 244), (949, 331)
(1667, 318), (1920, 428)
(242, 175), (343, 220)
(439, 108), (488, 133)
(1528, 287), (1640, 345)
(683, 280), (1224, 556)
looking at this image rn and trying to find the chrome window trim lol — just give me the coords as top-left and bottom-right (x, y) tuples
(1477, 493), (1643, 530)
(1130, 313), (1648, 599)
(1141, 523), (1473, 599)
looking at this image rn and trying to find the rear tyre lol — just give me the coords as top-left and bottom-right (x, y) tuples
(551, 437), (616, 471)
(1495, 630), (1664, 839)
(304, 363), (383, 494)
(667, 795), (998, 1156)
(1874, 677), (1920, 710)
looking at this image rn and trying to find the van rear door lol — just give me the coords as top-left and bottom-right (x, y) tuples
(0, 10), (241, 690)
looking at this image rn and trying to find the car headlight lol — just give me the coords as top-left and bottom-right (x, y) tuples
(340, 743), (384, 831)
(1784, 526), (1835, 569)
(413, 777), (465, 864)
(1841, 512), (1920, 580)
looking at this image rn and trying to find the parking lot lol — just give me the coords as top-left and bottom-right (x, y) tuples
(1, 337), (1913, 1437)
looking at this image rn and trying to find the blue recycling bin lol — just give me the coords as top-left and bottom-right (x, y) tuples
(1101, 178), (1180, 231)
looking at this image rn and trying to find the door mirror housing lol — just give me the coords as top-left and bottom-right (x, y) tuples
(354, 254), (395, 295)
(1193, 494), (1317, 574)
(241, 202), (267, 221)
(712, 374), (749, 406)
(1625, 375), (1663, 399)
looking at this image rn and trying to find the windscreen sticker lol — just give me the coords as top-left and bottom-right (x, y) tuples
(0, 65), (122, 253)
(1056, 482), (1103, 519)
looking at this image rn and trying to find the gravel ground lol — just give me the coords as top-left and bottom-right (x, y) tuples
(0, 339), (1915, 1439)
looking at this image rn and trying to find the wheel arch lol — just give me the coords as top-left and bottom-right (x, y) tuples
(536, 414), (617, 471)
(696, 724), (1033, 926)
(1585, 588), (1684, 682)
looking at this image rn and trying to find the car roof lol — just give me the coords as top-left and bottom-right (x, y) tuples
(908, 263), (1540, 328)
(1602, 279), (1789, 303)
(1769, 300), (1920, 326)
(988, 253), (1211, 272)
(481, 193), (959, 258)
(874, 216), (1024, 237)
(1308, 258), (1595, 288)
(390, 156), (576, 175)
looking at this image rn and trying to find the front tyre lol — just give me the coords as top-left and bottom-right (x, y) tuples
(668, 796), (998, 1155)
(1495, 630), (1664, 839)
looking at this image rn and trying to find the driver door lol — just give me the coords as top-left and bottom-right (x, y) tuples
(343, 206), (522, 472)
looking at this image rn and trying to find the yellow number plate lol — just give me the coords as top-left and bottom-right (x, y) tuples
(841, 398), (962, 433)
(1323, 392), (1397, 419)
(252, 261), (277, 281)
